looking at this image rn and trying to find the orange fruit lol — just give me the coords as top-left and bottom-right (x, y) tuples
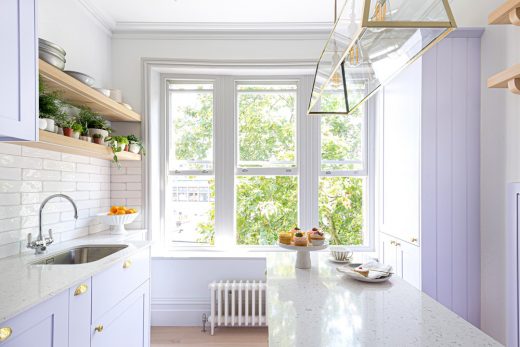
(110, 206), (118, 214)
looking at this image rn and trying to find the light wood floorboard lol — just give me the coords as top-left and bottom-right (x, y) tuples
(151, 327), (268, 347)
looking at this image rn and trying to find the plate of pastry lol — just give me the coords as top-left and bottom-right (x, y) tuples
(337, 261), (393, 283)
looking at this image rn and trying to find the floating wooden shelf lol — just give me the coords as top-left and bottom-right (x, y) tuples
(489, 0), (520, 25)
(488, 64), (520, 94)
(12, 130), (141, 161)
(39, 59), (141, 122)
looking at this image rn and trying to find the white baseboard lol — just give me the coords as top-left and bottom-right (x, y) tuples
(151, 298), (210, 326)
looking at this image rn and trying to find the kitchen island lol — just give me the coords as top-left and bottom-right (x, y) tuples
(266, 252), (501, 347)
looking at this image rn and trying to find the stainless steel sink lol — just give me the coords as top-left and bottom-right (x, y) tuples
(32, 245), (128, 265)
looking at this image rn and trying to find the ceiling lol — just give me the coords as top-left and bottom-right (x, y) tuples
(83, 0), (336, 31)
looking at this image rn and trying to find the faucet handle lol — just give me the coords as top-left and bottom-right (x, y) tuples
(47, 229), (54, 243)
(27, 233), (32, 246)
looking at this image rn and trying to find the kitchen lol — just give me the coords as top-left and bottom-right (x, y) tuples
(0, 0), (519, 346)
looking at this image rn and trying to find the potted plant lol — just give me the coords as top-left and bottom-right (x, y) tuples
(127, 134), (145, 155)
(79, 125), (92, 143)
(104, 136), (122, 167)
(39, 78), (66, 132)
(60, 117), (75, 137)
(71, 122), (83, 139)
(77, 108), (110, 143)
(113, 136), (128, 151)
(92, 133), (103, 145)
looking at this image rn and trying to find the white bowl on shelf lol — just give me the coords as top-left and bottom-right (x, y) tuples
(97, 212), (139, 234)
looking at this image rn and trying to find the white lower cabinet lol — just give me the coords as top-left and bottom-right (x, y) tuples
(0, 291), (68, 347)
(380, 233), (421, 290)
(0, 247), (150, 347)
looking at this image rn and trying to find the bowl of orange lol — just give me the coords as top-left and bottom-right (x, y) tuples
(98, 206), (139, 234)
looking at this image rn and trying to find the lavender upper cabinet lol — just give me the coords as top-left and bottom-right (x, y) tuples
(0, 291), (68, 347)
(379, 29), (482, 326)
(0, 0), (38, 141)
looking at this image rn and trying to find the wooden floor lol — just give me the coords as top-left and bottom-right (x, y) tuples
(151, 327), (268, 347)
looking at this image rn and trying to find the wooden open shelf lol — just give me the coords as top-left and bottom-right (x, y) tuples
(13, 130), (141, 161)
(488, 64), (520, 94)
(39, 59), (141, 122)
(489, 0), (520, 25)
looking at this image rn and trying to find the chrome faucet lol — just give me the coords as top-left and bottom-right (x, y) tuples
(27, 194), (78, 254)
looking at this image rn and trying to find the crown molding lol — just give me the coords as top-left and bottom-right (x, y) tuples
(75, 0), (116, 35)
(112, 21), (333, 40)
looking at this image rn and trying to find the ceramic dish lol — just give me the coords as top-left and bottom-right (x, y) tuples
(39, 50), (65, 70)
(95, 88), (111, 97)
(65, 71), (96, 87)
(39, 38), (66, 57)
(328, 257), (351, 264)
(97, 212), (139, 234)
(336, 263), (392, 283)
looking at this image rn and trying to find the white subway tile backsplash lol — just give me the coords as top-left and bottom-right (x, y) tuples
(111, 183), (126, 190)
(0, 242), (20, 258)
(126, 167), (142, 175)
(90, 174), (109, 183)
(90, 157), (110, 167)
(67, 191), (90, 201)
(0, 181), (42, 193)
(22, 169), (60, 181)
(0, 230), (22, 244)
(0, 168), (21, 180)
(43, 181), (76, 192)
(111, 167), (127, 175)
(0, 206), (22, 219)
(111, 175), (141, 183)
(111, 190), (141, 199)
(61, 172), (90, 182)
(126, 198), (142, 206)
(0, 155), (42, 169)
(22, 146), (61, 160)
(126, 182), (141, 191)
(20, 216), (38, 229)
(77, 182), (100, 191)
(0, 217), (21, 232)
(61, 153), (90, 164)
(43, 159), (75, 172)
(60, 227), (89, 242)
(0, 143), (21, 155)
(0, 193), (21, 205)
(76, 163), (98, 174)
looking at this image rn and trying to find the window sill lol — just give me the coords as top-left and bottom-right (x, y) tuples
(151, 244), (374, 260)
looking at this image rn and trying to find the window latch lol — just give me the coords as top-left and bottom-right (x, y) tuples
(326, 171), (332, 175)
(242, 169), (248, 173)
(202, 170), (209, 174)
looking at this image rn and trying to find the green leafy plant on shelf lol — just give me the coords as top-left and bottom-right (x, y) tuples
(127, 134), (146, 155)
(76, 107), (109, 131)
(104, 135), (128, 168)
(39, 77), (67, 121)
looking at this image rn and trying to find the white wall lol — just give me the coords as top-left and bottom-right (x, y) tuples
(38, 0), (112, 88)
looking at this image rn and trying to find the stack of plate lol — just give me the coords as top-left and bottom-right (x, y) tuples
(39, 38), (66, 70)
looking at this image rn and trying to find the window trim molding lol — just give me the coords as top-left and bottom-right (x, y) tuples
(143, 59), (375, 251)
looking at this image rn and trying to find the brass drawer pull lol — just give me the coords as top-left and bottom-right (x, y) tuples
(411, 237), (418, 243)
(123, 260), (132, 269)
(74, 284), (88, 296)
(390, 240), (396, 246)
(95, 324), (104, 333)
(395, 242), (401, 247)
(0, 327), (12, 342)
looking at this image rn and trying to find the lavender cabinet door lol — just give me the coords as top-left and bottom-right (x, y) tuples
(0, 291), (68, 347)
(69, 279), (92, 347)
(0, 0), (37, 141)
(91, 281), (150, 347)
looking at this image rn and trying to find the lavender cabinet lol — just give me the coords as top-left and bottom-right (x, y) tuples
(378, 29), (482, 326)
(0, 291), (68, 347)
(69, 279), (92, 347)
(0, 0), (38, 141)
(507, 183), (520, 347)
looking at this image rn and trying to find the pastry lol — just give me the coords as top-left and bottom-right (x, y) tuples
(293, 232), (308, 246)
(289, 226), (301, 238)
(309, 228), (325, 246)
(278, 232), (292, 245)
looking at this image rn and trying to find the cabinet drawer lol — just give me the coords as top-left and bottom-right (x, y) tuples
(69, 279), (92, 347)
(92, 247), (150, 320)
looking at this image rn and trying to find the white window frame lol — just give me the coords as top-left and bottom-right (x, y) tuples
(159, 72), (375, 251)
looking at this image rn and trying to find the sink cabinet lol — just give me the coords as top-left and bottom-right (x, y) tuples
(0, 247), (150, 347)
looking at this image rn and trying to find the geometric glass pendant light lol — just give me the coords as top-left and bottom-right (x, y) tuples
(308, 0), (457, 115)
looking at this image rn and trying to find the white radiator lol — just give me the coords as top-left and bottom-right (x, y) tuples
(208, 280), (267, 335)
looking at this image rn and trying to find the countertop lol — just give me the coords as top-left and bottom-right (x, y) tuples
(0, 230), (151, 323)
(267, 252), (502, 347)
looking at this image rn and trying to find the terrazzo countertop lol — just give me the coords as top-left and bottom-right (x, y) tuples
(267, 252), (502, 347)
(0, 229), (150, 323)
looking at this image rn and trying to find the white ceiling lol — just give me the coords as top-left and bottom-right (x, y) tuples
(84, 0), (335, 29)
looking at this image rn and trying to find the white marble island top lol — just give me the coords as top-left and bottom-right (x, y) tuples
(267, 252), (501, 347)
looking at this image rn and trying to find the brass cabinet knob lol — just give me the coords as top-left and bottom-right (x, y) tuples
(390, 240), (396, 246)
(411, 237), (418, 243)
(0, 327), (12, 341)
(123, 260), (132, 269)
(74, 284), (88, 296)
(395, 242), (401, 247)
(95, 324), (104, 333)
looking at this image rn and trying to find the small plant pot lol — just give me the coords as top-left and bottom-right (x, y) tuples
(93, 137), (103, 145)
(129, 143), (140, 154)
(124, 144), (129, 151)
(118, 143), (126, 152)
(63, 128), (74, 137)
(38, 119), (47, 130)
(80, 136), (92, 143)
(42, 118), (55, 132)
(72, 132), (80, 140)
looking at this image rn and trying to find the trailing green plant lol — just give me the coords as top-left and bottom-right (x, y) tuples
(127, 134), (146, 155)
(115, 136), (129, 145)
(104, 136), (122, 168)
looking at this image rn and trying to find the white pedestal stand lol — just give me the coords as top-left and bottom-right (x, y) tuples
(278, 243), (328, 269)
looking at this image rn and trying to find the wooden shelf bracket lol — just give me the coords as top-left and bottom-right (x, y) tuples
(489, 0), (520, 25)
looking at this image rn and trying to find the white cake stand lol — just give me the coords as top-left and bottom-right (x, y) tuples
(278, 243), (328, 269)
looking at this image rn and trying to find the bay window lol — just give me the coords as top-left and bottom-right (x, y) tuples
(163, 75), (372, 249)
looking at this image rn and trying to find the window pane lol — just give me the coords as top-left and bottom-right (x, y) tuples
(237, 84), (297, 168)
(170, 83), (213, 171)
(319, 176), (365, 245)
(321, 92), (364, 171)
(166, 175), (215, 245)
(236, 176), (298, 245)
